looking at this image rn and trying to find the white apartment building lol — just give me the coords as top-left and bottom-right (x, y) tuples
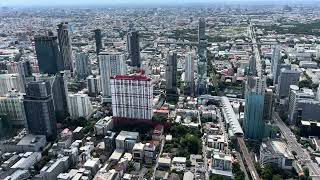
(99, 52), (126, 101)
(0, 74), (25, 96)
(68, 93), (93, 119)
(0, 91), (26, 127)
(110, 74), (153, 120)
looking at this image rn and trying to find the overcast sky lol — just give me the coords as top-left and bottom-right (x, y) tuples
(1, 0), (319, 7)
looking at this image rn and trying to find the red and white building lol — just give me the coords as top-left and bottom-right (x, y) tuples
(111, 74), (153, 120)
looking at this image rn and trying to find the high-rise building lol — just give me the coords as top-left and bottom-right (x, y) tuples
(263, 89), (273, 121)
(68, 93), (93, 120)
(57, 22), (73, 72)
(0, 90), (26, 127)
(271, 45), (281, 84)
(248, 55), (257, 76)
(23, 81), (57, 140)
(288, 86), (317, 124)
(34, 73), (69, 121)
(127, 31), (140, 68)
(111, 74), (153, 120)
(52, 72), (69, 120)
(87, 75), (101, 97)
(165, 51), (178, 98)
(277, 69), (300, 99)
(6, 60), (32, 78)
(99, 52), (126, 101)
(0, 74), (25, 96)
(94, 29), (102, 55)
(184, 53), (195, 96)
(198, 18), (206, 43)
(243, 76), (266, 140)
(34, 36), (63, 75)
(75, 52), (91, 79)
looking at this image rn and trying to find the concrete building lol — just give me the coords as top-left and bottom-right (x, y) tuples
(288, 86), (316, 124)
(68, 93), (93, 120)
(132, 143), (145, 160)
(57, 22), (73, 72)
(99, 52), (126, 102)
(277, 70), (300, 99)
(0, 74), (25, 96)
(87, 75), (101, 97)
(23, 81), (57, 140)
(0, 91), (26, 127)
(248, 55), (257, 76)
(198, 17), (206, 43)
(40, 156), (70, 180)
(165, 51), (178, 98)
(260, 140), (294, 170)
(51, 72), (69, 120)
(75, 52), (91, 79)
(34, 73), (69, 120)
(0, 134), (46, 153)
(11, 152), (42, 169)
(211, 153), (233, 179)
(111, 74), (153, 120)
(115, 131), (139, 151)
(34, 35), (63, 75)
(95, 116), (113, 136)
(6, 60), (32, 85)
(184, 53), (195, 96)
(271, 45), (281, 84)
(94, 29), (102, 55)
(127, 31), (140, 68)
(263, 89), (273, 121)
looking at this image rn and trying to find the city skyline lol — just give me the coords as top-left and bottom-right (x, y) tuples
(2, 0), (320, 7)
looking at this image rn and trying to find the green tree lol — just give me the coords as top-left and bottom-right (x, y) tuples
(181, 134), (201, 154)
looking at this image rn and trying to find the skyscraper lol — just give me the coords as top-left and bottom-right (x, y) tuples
(111, 74), (153, 120)
(184, 53), (195, 96)
(248, 55), (257, 76)
(243, 76), (266, 140)
(127, 31), (140, 68)
(68, 93), (92, 120)
(0, 90), (26, 127)
(34, 36), (63, 75)
(99, 52), (126, 102)
(75, 51), (91, 79)
(94, 29), (102, 55)
(57, 22), (73, 72)
(87, 75), (101, 97)
(165, 51), (178, 98)
(52, 72), (69, 120)
(198, 18), (206, 43)
(34, 73), (69, 121)
(23, 81), (57, 140)
(277, 69), (300, 99)
(271, 45), (281, 84)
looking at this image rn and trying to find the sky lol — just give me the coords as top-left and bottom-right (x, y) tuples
(1, 0), (319, 7)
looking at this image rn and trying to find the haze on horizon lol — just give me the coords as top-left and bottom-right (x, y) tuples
(1, 0), (320, 7)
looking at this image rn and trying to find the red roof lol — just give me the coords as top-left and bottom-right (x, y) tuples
(112, 75), (151, 81)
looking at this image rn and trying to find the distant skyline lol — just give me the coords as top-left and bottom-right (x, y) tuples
(1, 0), (320, 7)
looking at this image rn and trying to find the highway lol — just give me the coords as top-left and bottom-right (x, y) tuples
(237, 137), (260, 180)
(273, 112), (320, 178)
(248, 23), (262, 77)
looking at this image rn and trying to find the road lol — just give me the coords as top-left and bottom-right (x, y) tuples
(237, 137), (260, 180)
(273, 112), (320, 177)
(151, 137), (165, 180)
(248, 23), (262, 77)
(202, 140), (209, 180)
